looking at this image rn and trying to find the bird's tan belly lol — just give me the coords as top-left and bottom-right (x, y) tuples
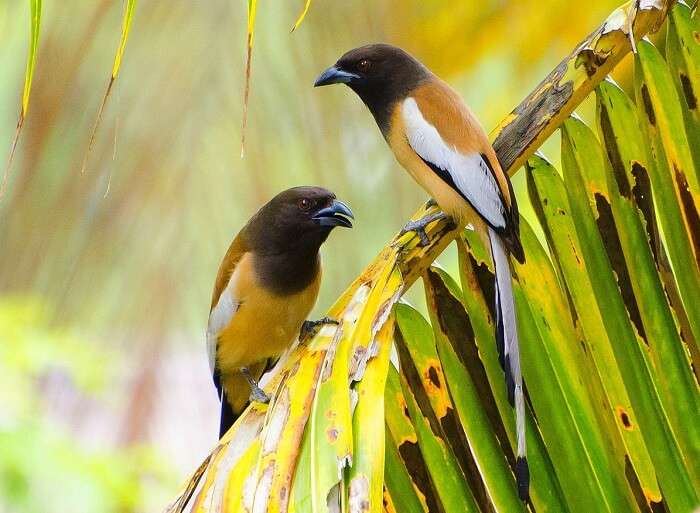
(215, 270), (320, 376)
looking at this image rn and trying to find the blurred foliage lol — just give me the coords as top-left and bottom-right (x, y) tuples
(0, 297), (176, 512)
(0, 0), (651, 512)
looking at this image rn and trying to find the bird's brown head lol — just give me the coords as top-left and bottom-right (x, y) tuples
(246, 186), (353, 255)
(314, 43), (429, 131)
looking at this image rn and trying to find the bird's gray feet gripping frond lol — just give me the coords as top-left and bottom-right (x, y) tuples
(400, 211), (448, 246)
(241, 366), (270, 404)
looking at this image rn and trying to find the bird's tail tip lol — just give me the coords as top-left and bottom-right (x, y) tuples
(516, 456), (530, 501)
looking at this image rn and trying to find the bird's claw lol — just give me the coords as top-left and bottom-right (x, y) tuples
(400, 211), (448, 247)
(249, 387), (271, 404)
(400, 221), (431, 246)
(241, 366), (270, 404)
(301, 317), (339, 339)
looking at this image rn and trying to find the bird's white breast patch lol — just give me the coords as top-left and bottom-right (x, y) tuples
(206, 263), (243, 374)
(401, 97), (506, 229)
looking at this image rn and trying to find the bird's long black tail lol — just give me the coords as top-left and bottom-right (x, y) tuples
(489, 227), (529, 501)
(214, 370), (238, 438)
(218, 389), (237, 438)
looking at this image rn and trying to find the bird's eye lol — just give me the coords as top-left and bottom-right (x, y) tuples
(357, 59), (371, 73)
(298, 198), (312, 211)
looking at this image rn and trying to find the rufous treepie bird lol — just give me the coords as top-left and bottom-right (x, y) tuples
(207, 186), (353, 438)
(315, 43), (528, 500)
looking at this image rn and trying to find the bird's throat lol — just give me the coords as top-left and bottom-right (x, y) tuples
(253, 249), (321, 296)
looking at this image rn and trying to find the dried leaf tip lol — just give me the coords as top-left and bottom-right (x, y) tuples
(291, 0), (312, 32)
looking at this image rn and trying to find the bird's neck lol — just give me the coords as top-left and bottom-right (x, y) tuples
(253, 245), (322, 296)
(354, 90), (397, 136)
(351, 69), (431, 135)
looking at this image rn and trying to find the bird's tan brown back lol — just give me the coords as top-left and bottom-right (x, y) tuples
(411, 79), (514, 210)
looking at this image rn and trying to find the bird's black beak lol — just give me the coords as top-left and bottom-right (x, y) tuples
(312, 199), (354, 228)
(314, 66), (360, 87)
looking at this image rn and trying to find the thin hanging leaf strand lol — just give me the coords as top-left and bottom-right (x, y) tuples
(1, 0), (42, 200)
(240, 0), (258, 158)
(81, 0), (136, 174)
(291, 0), (312, 32)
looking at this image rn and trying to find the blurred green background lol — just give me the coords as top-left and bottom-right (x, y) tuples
(0, 1), (630, 511)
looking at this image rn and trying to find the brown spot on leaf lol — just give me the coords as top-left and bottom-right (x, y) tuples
(394, 329), (443, 434)
(542, 317), (551, 331)
(468, 252), (496, 320)
(641, 84), (656, 126)
(599, 103), (632, 198)
(594, 194), (648, 344)
(439, 407), (492, 507)
(679, 73), (697, 110)
(621, 412), (631, 428)
(616, 406), (633, 430)
(382, 487), (394, 512)
(527, 163), (567, 281)
(674, 166), (700, 267)
(398, 440), (441, 513)
(569, 235), (582, 265)
(631, 162), (659, 263)
(427, 365), (441, 388)
(327, 427), (339, 443)
(395, 393), (410, 422)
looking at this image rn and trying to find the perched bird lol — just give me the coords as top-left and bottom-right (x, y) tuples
(315, 44), (528, 500)
(207, 186), (353, 438)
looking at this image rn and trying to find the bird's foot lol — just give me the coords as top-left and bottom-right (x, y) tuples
(400, 211), (447, 247)
(249, 387), (270, 404)
(241, 367), (270, 404)
(301, 317), (339, 339)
